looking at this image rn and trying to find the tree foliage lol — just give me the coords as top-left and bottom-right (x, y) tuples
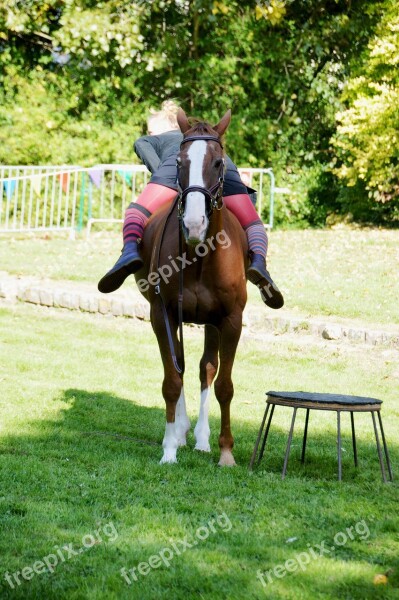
(331, 0), (399, 221)
(0, 0), (397, 226)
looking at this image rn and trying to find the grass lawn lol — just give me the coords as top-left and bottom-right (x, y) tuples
(0, 303), (398, 599)
(0, 228), (398, 326)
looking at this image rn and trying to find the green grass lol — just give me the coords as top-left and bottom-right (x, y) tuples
(0, 303), (398, 599)
(1, 228), (398, 326)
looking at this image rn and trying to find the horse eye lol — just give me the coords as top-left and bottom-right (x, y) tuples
(214, 158), (223, 168)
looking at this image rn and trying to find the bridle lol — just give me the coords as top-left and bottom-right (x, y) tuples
(176, 135), (225, 219)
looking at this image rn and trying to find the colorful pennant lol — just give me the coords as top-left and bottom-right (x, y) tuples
(57, 172), (70, 193)
(88, 168), (103, 189)
(3, 180), (16, 201)
(31, 175), (42, 196)
(118, 169), (132, 187)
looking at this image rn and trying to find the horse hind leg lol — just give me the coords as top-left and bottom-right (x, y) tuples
(194, 325), (220, 452)
(175, 387), (191, 447)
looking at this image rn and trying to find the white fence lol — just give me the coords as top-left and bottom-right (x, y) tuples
(85, 164), (150, 237)
(0, 164), (279, 236)
(0, 165), (83, 236)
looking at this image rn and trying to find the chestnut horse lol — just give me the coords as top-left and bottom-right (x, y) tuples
(135, 108), (247, 466)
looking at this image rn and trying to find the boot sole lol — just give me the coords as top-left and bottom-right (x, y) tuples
(98, 258), (143, 293)
(247, 266), (284, 309)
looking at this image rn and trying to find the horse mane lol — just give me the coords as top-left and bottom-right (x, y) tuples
(187, 120), (218, 137)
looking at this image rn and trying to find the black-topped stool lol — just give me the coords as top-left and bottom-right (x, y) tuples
(249, 391), (393, 482)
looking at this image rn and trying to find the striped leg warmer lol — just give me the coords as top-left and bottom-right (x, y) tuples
(246, 220), (268, 258)
(123, 203), (151, 244)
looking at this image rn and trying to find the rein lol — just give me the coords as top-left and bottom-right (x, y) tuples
(154, 195), (185, 375)
(154, 134), (226, 376)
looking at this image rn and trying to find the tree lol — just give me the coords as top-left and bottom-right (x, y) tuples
(331, 0), (399, 220)
(0, 1), (395, 226)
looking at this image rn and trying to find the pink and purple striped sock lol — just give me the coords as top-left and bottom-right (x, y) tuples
(246, 220), (268, 258)
(123, 204), (151, 244)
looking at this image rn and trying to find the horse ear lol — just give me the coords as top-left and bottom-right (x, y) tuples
(213, 109), (231, 136)
(177, 108), (191, 133)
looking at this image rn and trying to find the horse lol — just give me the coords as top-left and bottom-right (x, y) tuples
(134, 108), (248, 466)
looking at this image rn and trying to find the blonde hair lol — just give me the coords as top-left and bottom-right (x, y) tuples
(148, 100), (180, 131)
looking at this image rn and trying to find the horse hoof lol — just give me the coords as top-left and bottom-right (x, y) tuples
(218, 451), (236, 467)
(160, 453), (177, 464)
(194, 443), (211, 452)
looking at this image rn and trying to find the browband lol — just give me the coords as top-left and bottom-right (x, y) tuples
(180, 135), (223, 149)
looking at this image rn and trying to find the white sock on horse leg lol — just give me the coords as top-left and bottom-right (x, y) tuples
(160, 422), (178, 464)
(175, 388), (191, 446)
(194, 387), (211, 452)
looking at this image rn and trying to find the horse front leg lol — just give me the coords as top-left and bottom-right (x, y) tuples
(214, 312), (243, 466)
(195, 324), (220, 452)
(151, 304), (188, 464)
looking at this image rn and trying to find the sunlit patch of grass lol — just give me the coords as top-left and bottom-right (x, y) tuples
(1, 228), (398, 324)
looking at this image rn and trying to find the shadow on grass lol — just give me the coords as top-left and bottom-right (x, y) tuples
(0, 387), (397, 482)
(4, 387), (395, 481)
(0, 389), (398, 600)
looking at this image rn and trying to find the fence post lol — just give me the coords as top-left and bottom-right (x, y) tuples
(268, 169), (275, 229)
(77, 171), (86, 232)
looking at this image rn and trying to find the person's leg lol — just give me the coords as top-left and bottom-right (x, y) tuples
(98, 184), (177, 293)
(123, 183), (177, 244)
(223, 193), (284, 309)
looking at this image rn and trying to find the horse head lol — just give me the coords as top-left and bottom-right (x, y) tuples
(176, 108), (231, 245)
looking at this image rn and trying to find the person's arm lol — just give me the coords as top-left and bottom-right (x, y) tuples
(134, 135), (162, 174)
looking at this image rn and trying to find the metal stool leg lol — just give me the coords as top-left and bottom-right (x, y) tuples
(257, 403), (275, 465)
(249, 403), (270, 470)
(337, 411), (342, 481)
(282, 407), (297, 480)
(377, 411), (393, 482)
(301, 408), (310, 464)
(372, 411), (387, 483)
(350, 412), (358, 467)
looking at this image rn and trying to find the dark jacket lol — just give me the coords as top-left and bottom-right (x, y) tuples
(134, 131), (183, 174)
(133, 130), (256, 200)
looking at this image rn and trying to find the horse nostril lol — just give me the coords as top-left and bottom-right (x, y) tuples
(202, 216), (205, 225)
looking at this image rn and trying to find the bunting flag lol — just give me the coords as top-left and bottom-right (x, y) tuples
(118, 169), (132, 187)
(88, 168), (103, 189)
(57, 172), (70, 193)
(31, 175), (42, 196)
(3, 180), (16, 201)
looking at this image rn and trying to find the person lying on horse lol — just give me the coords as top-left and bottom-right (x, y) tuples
(98, 100), (284, 309)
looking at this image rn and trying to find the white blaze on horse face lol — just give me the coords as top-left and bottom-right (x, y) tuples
(183, 140), (209, 242)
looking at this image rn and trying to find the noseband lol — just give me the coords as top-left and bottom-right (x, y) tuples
(177, 135), (225, 219)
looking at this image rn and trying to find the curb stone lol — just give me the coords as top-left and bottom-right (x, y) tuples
(0, 274), (398, 348)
